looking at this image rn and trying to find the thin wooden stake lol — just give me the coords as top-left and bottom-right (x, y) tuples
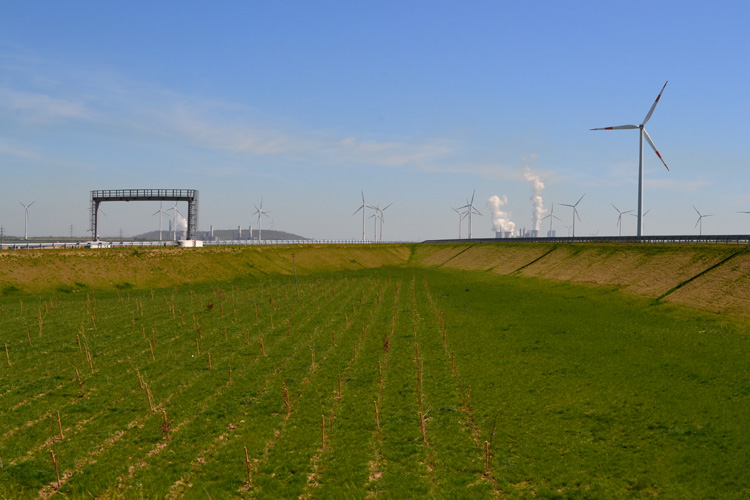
(4, 343), (10, 366)
(50, 449), (61, 488)
(229, 365), (232, 385)
(75, 368), (84, 397)
(419, 411), (427, 445)
(283, 384), (291, 418)
(259, 337), (266, 356)
(244, 446), (252, 483)
(26, 327), (32, 347)
(149, 340), (155, 361)
(337, 373), (342, 398)
(145, 382), (154, 411)
(57, 410), (64, 440)
(321, 414), (326, 449)
(163, 410), (170, 441)
(208, 352), (212, 370)
(374, 401), (380, 431)
(332, 330), (336, 346)
(196, 338), (200, 357)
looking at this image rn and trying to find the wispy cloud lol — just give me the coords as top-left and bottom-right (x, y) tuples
(0, 88), (96, 123)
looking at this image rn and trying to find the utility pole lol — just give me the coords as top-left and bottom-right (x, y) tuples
(69, 224), (74, 239)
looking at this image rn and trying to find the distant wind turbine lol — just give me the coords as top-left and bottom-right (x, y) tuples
(167, 203), (183, 241)
(452, 207), (468, 239)
(693, 205), (713, 236)
(368, 203), (392, 241)
(353, 191), (367, 242)
(18, 201), (35, 240)
(541, 202), (562, 237)
(152, 202), (169, 241)
(612, 204), (634, 236)
(560, 194), (585, 237)
(459, 190), (482, 239)
(591, 81), (670, 238)
(629, 209), (651, 234)
(253, 200), (270, 242)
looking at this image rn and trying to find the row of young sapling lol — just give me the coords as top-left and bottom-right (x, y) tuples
(1, 271), (496, 495)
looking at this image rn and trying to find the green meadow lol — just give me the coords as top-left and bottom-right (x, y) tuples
(1, 244), (749, 498)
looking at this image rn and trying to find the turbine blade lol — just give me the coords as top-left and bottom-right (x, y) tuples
(553, 215), (562, 222)
(382, 203), (393, 211)
(560, 203), (573, 208)
(575, 208), (581, 222)
(471, 189), (475, 205)
(695, 218), (701, 228)
(590, 125), (638, 130)
(352, 206), (363, 216)
(642, 128), (669, 171)
(693, 205), (701, 216)
(642, 81), (668, 126)
(575, 194), (585, 206)
(611, 203), (619, 213)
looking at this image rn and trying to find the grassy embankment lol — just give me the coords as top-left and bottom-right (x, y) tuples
(1, 243), (749, 498)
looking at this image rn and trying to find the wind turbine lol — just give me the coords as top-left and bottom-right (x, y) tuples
(352, 191), (367, 242)
(693, 205), (713, 236)
(377, 203), (393, 241)
(459, 190), (482, 239)
(612, 204), (634, 236)
(152, 202), (169, 241)
(629, 209), (651, 234)
(18, 201), (35, 240)
(452, 207), (468, 239)
(167, 203), (183, 241)
(253, 200), (270, 241)
(591, 81), (670, 238)
(560, 194), (584, 237)
(541, 202), (562, 237)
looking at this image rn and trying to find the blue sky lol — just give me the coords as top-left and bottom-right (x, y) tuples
(2, 1), (750, 240)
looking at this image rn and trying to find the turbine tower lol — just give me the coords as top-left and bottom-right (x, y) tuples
(353, 191), (367, 242)
(18, 201), (35, 240)
(152, 202), (169, 241)
(591, 81), (670, 238)
(253, 200), (270, 242)
(167, 203), (182, 241)
(693, 205), (713, 236)
(452, 207), (468, 239)
(612, 204), (634, 237)
(541, 202), (562, 237)
(459, 190), (482, 239)
(560, 194), (584, 237)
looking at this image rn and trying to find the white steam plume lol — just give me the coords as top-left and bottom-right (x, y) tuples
(176, 212), (187, 237)
(523, 166), (546, 231)
(486, 195), (516, 235)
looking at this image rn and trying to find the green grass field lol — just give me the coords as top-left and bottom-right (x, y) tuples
(1, 245), (750, 498)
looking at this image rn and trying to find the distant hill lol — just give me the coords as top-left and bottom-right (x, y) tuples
(133, 228), (307, 241)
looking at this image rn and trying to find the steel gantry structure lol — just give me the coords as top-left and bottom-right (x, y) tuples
(90, 189), (199, 240)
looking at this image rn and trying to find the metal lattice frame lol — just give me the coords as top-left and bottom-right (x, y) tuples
(90, 189), (199, 240)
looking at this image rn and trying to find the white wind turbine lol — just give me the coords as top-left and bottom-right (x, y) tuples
(541, 202), (562, 237)
(152, 202), (169, 241)
(353, 191), (367, 242)
(167, 203), (183, 241)
(560, 194), (584, 237)
(380, 203), (392, 241)
(18, 201), (35, 240)
(253, 200), (270, 241)
(612, 204), (634, 236)
(459, 190), (482, 239)
(693, 206), (713, 236)
(591, 81), (670, 238)
(452, 207), (468, 239)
